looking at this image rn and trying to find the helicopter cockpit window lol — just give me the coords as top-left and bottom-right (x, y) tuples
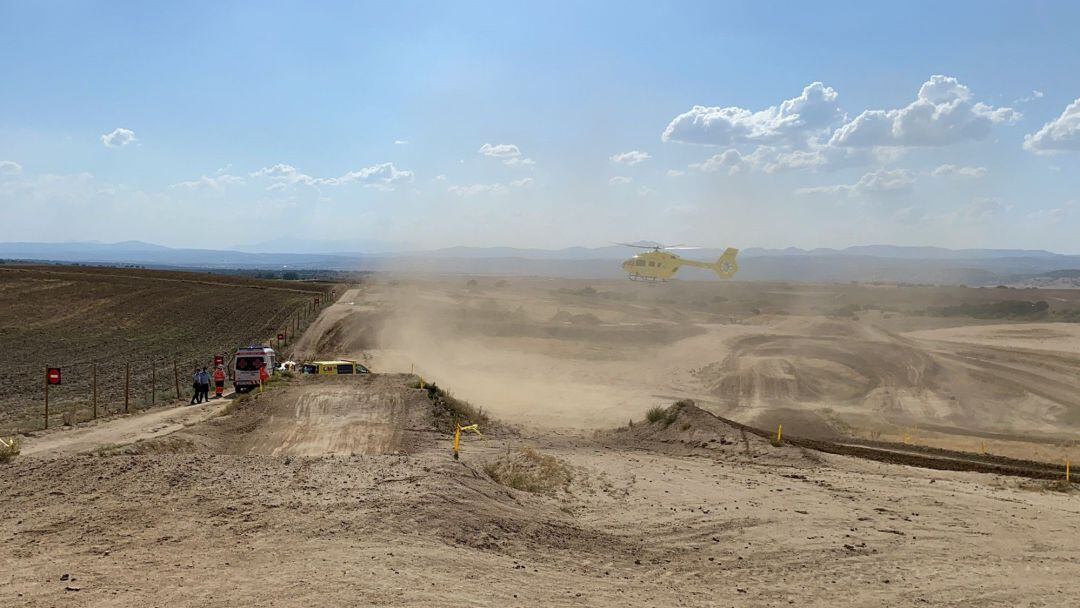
(635, 259), (646, 266)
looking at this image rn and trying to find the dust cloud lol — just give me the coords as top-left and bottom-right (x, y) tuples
(314, 277), (1080, 463)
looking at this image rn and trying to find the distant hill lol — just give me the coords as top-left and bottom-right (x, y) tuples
(2, 240), (1080, 286)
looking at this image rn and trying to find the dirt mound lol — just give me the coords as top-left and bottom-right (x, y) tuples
(311, 310), (387, 357)
(550, 310), (602, 325)
(482, 447), (574, 495)
(701, 333), (943, 407)
(550, 310), (573, 323)
(604, 400), (818, 466)
(149, 374), (433, 457)
(694, 321), (1080, 434)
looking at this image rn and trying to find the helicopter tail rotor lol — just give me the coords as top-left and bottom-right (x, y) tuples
(712, 248), (740, 278)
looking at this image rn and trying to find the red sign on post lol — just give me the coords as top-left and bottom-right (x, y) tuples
(47, 367), (62, 385)
(331, 289), (336, 297)
(213, 355), (224, 366)
(277, 333), (284, 341)
(314, 297), (320, 305)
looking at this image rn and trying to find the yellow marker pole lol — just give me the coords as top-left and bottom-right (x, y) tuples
(453, 423), (461, 460)
(981, 440), (986, 454)
(776, 424), (782, 444)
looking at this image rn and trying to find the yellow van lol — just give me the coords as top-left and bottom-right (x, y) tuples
(301, 360), (371, 375)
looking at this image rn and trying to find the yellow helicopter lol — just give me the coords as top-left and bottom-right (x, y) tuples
(619, 242), (739, 281)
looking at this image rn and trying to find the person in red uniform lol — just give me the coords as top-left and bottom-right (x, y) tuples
(213, 364), (226, 398)
(258, 362), (270, 388)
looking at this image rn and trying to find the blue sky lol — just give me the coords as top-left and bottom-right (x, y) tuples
(2, 1), (1079, 252)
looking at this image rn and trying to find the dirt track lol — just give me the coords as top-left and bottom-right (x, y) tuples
(4, 276), (1080, 606)
(3, 375), (1080, 607)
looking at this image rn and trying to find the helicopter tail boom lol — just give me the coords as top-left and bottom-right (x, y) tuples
(677, 247), (739, 278)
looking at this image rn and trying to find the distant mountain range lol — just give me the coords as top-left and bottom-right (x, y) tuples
(2, 240), (1080, 286)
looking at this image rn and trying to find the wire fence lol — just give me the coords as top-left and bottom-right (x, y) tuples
(7, 285), (344, 433)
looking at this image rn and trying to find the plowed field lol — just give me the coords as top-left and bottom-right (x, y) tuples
(0, 265), (338, 431)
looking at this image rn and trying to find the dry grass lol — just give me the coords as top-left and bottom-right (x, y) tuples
(418, 380), (490, 432)
(0, 436), (22, 463)
(645, 404), (680, 428)
(483, 447), (574, 495)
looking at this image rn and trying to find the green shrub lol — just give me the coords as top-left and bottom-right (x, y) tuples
(645, 405), (679, 427)
(646, 406), (667, 424)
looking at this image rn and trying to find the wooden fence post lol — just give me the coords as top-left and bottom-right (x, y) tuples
(43, 367), (49, 430)
(174, 361), (180, 399)
(124, 362), (130, 413)
(151, 364), (156, 406)
(92, 363), (98, 419)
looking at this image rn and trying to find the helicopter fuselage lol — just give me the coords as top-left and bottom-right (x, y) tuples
(621, 250), (683, 281)
(621, 247), (739, 281)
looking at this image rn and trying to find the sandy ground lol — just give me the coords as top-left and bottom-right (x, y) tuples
(905, 322), (1080, 355)
(19, 393), (234, 457)
(4, 277), (1080, 606)
(3, 373), (1079, 607)
(343, 279), (1080, 465)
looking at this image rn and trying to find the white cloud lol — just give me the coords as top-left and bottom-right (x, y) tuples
(892, 206), (930, 224)
(101, 128), (137, 148)
(1026, 207), (1068, 222)
(1027, 200), (1076, 222)
(609, 176), (633, 186)
(394, 139), (409, 145)
(169, 174), (246, 190)
(665, 169), (685, 178)
(251, 163), (313, 184)
(479, 143), (534, 166)
(448, 183), (508, 197)
(434, 174), (447, 181)
(829, 75), (1018, 147)
(250, 162), (413, 189)
(478, 143), (521, 158)
(637, 186), (656, 197)
(510, 177), (534, 188)
(329, 163), (414, 188)
(931, 164), (987, 178)
(0, 160), (22, 178)
(1015, 90), (1044, 104)
(266, 182), (288, 192)
(689, 149), (747, 175)
(610, 150), (651, 166)
(796, 168), (915, 198)
(503, 156), (535, 167)
(1024, 97), (1080, 153)
(756, 145), (901, 174)
(949, 197), (1008, 223)
(662, 82), (842, 146)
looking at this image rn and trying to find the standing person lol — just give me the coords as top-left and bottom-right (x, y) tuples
(190, 367), (202, 404)
(213, 365), (226, 399)
(198, 367), (210, 403)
